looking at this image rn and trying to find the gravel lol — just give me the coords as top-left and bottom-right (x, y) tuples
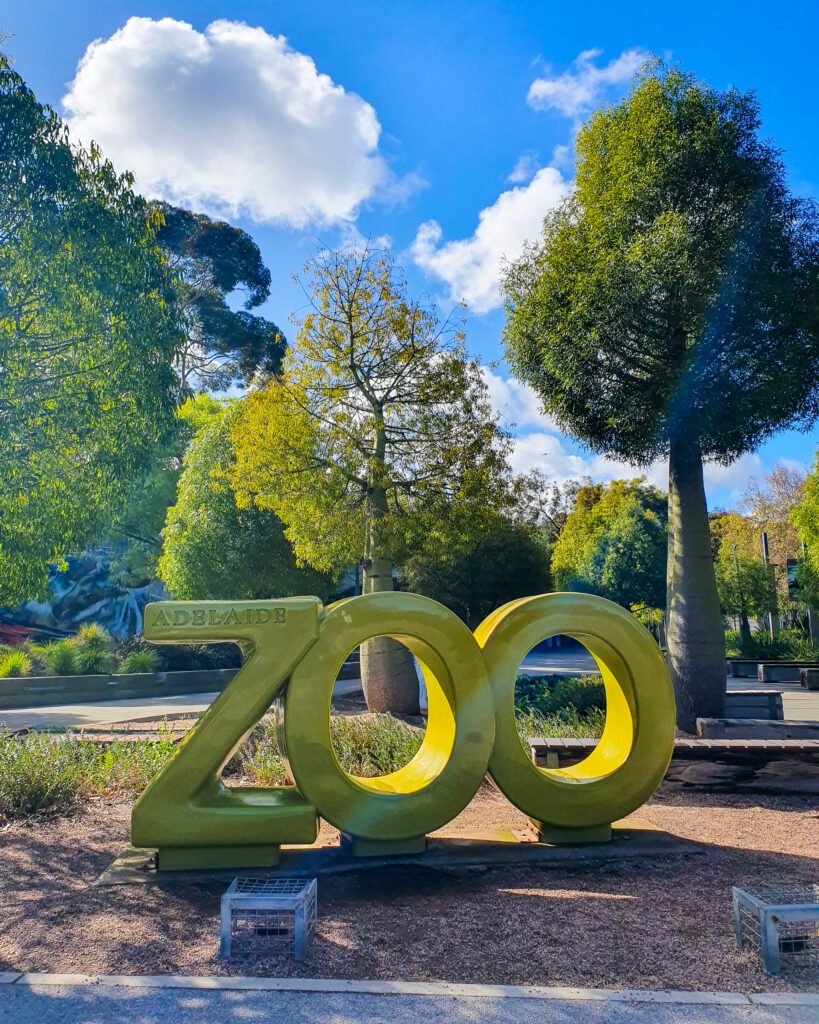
(0, 784), (816, 993)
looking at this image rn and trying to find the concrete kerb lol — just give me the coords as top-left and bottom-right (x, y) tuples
(3, 973), (817, 1005)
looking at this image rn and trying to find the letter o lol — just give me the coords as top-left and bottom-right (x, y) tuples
(475, 593), (676, 829)
(283, 592), (495, 841)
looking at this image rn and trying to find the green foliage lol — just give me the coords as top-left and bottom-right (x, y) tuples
(117, 648), (161, 675)
(74, 649), (114, 675)
(729, 627), (819, 661)
(159, 399), (333, 600)
(515, 707), (606, 743)
(550, 480), (667, 610)
(403, 519), (550, 628)
(155, 202), (286, 393)
(502, 63), (819, 467)
(0, 649), (33, 678)
(231, 247), (513, 577)
(75, 623), (114, 653)
(792, 454), (819, 607)
(714, 545), (774, 618)
(0, 54), (183, 603)
(515, 673), (606, 718)
(233, 713), (424, 782)
(329, 714), (424, 777)
(43, 640), (78, 677)
(724, 629), (742, 657)
(0, 729), (177, 820)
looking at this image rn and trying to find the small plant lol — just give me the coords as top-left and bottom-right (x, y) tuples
(0, 728), (179, 821)
(118, 648), (161, 675)
(330, 714), (423, 777)
(515, 673), (606, 717)
(43, 640), (78, 676)
(74, 622), (114, 653)
(515, 707), (606, 743)
(0, 649), (33, 678)
(74, 648), (114, 675)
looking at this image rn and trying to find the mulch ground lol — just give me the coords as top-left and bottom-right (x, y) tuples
(0, 783), (816, 993)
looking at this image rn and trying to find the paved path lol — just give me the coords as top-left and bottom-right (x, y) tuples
(2, 649), (817, 729)
(0, 977), (815, 1024)
(0, 678), (365, 731)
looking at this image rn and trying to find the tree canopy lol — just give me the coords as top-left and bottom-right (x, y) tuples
(230, 246), (511, 711)
(503, 64), (819, 467)
(155, 202), (287, 394)
(501, 62), (819, 729)
(0, 54), (182, 603)
(550, 480), (667, 610)
(403, 518), (551, 629)
(711, 511), (775, 649)
(158, 397), (333, 601)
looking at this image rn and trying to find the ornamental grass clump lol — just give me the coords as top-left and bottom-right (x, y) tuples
(118, 648), (161, 674)
(42, 639), (78, 676)
(0, 649), (33, 678)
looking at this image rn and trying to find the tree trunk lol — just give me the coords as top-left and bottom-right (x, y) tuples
(739, 610), (753, 655)
(360, 548), (420, 715)
(666, 437), (726, 732)
(359, 419), (420, 716)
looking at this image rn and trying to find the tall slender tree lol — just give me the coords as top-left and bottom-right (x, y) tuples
(231, 247), (511, 713)
(502, 64), (819, 729)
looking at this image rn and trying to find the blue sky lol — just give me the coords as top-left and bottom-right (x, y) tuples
(4, 0), (819, 508)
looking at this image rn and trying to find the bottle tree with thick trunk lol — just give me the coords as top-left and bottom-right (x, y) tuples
(231, 247), (511, 714)
(502, 64), (819, 730)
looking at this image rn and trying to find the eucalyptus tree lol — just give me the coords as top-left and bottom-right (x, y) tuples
(503, 64), (819, 729)
(231, 247), (511, 713)
(0, 54), (181, 603)
(155, 202), (287, 394)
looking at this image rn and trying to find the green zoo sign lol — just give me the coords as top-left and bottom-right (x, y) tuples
(131, 591), (676, 870)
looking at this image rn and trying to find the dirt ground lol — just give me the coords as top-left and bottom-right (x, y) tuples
(0, 783), (817, 993)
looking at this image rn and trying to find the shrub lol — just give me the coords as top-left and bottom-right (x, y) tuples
(724, 629), (741, 657)
(515, 673), (606, 717)
(74, 623), (114, 652)
(118, 648), (161, 674)
(516, 707), (606, 743)
(233, 712), (424, 783)
(0, 729), (178, 820)
(42, 639), (79, 676)
(0, 649), (33, 678)
(74, 648), (114, 674)
(330, 714), (423, 777)
(0, 731), (86, 817)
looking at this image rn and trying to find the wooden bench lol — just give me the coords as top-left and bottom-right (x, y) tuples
(529, 735), (819, 769)
(696, 718), (819, 740)
(800, 668), (819, 691)
(724, 689), (784, 720)
(727, 659), (819, 683)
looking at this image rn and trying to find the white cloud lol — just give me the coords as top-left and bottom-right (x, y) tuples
(63, 17), (399, 227)
(527, 47), (650, 118)
(507, 153), (539, 184)
(508, 431), (666, 489)
(481, 367), (556, 432)
(702, 454), (765, 502)
(410, 166), (570, 313)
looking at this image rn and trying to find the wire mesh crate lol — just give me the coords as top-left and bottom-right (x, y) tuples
(733, 883), (819, 975)
(219, 877), (317, 961)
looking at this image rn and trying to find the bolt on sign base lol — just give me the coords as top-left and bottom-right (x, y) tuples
(158, 845), (282, 871)
(530, 820), (613, 845)
(340, 833), (428, 858)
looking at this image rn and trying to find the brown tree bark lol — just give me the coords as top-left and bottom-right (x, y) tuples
(359, 418), (420, 715)
(666, 437), (726, 732)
